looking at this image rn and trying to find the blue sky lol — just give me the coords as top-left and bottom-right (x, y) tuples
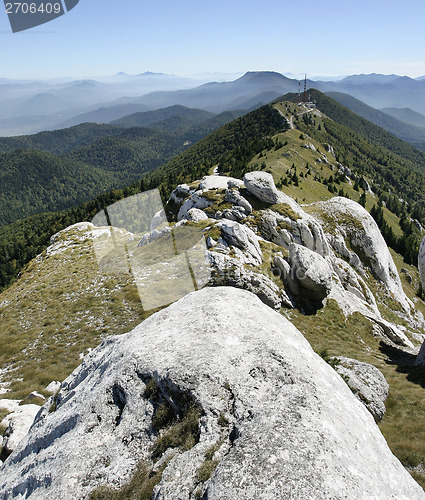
(1, 0), (425, 79)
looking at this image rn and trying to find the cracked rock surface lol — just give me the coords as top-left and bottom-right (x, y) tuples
(0, 287), (423, 499)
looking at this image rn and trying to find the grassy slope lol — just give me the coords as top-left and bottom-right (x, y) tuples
(327, 91), (425, 151)
(0, 224), (147, 400)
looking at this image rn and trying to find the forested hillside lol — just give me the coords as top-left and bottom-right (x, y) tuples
(0, 107), (248, 227)
(326, 91), (425, 152)
(0, 105), (285, 291)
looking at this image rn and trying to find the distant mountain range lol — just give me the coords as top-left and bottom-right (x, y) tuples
(3, 71), (425, 139)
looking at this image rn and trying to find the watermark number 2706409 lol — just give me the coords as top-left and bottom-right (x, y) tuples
(4, 0), (79, 32)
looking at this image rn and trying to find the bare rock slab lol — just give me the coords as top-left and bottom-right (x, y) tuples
(0, 288), (423, 500)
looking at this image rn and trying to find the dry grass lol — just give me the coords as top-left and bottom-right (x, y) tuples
(88, 460), (167, 500)
(0, 226), (146, 401)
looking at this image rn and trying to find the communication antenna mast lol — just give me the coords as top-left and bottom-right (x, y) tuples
(303, 74), (307, 103)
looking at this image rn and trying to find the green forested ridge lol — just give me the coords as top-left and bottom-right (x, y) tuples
(326, 91), (425, 152)
(296, 89), (425, 174)
(111, 105), (215, 129)
(0, 149), (121, 226)
(2, 95), (425, 291)
(271, 92), (425, 264)
(0, 105), (285, 291)
(0, 109), (248, 227)
(65, 127), (186, 175)
(0, 123), (124, 155)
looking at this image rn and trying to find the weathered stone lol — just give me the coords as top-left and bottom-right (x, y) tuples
(310, 197), (412, 312)
(207, 253), (281, 309)
(150, 209), (167, 231)
(198, 175), (244, 191)
(0, 288), (423, 499)
(45, 381), (61, 394)
(216, 220), (262, 266)
(0, 401), (40, 457)
(224, 189), (252, 214)
(186, 208), (209, 223)
(178, 192), (213, 221)
(243, 171), (280, 204)
(221, 207), (246, 222)
(334, 357), (389, 422)
(289, 243), (333, 300)
(273, 255), (299, 296)
(168, 183), (192, 205)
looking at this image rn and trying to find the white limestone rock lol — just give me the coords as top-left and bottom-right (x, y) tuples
(138, 220), (186, 247)
(207, 252), (282, 309)
(221, 207), (246, 222)
(168, 183), (192, 205)
(186, 208), (209, 223)
(0, 402), (40, 457)
(224, 189), (252, 214)
(331, 257), (377, 309)
(0, 288), (423, 499)
(198, 175), (244, 191)
(258, 209), (330, 258)
(215, 220), (262, 266)
(177, 192), (213, 221)
(45, 381), (61, 394)
(243, 171), (301, 213)
(334, 357), (389, 422)
(310, 197), (412, 312)
(150, 209), (167, 231)
(289, 243), (333, 301)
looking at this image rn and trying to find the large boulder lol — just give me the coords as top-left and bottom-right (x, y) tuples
(198, 175), (244, 191)
(0, 400), (40, 457)
(258, 210), (330, 258)
(289, 243), (333, 301)
(0, 287), (423, 500)
(334, 357), (389, 422)
(243, 171), (280, 204)
(309, 197), (412, 312)
(207, 252), (283, 309)
(215, 220), (262, 266)
(243, 171), (300, 212)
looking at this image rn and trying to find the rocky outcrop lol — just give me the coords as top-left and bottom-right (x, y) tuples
(309, 197), (412, 313)
(0, 287), (423, 500)
(243, 171), (300, 213)
(207, 253), (284, 309)
(167, 175), (245, 222)
(0, 400), (40, 458)
(137, 172), (417, 348)
(289, 243), (333, 301)
(258, 209), (330, 258)
(334, 357), (389, 422)
(215, 220), (262, 266)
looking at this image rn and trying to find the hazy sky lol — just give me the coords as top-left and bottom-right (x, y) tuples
(1, 0), (424, 79)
